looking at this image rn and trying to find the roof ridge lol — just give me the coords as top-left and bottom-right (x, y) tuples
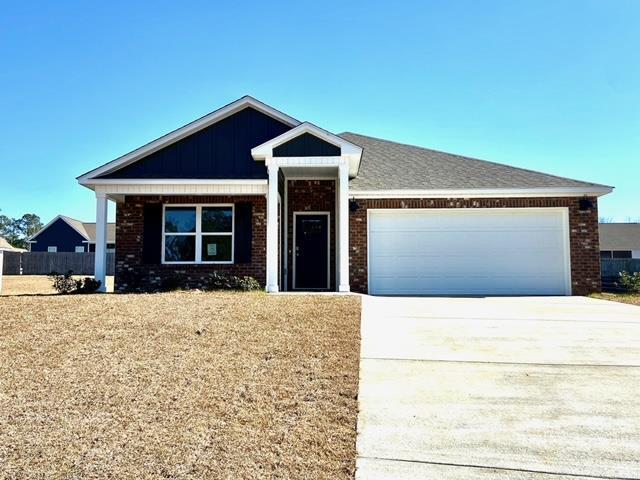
(339, 131), (612, 190)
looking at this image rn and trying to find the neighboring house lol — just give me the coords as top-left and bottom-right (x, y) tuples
(0, 236), (26, 253)
(0, 236), (26, 292)
(28, 215), (115, 253)
(599, 223), (640, 259)
(77, 96), (612, 295)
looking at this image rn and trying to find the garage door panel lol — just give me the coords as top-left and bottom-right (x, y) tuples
(371, 255), (566, 277)
(370, 210), (564, 232)
(370, 229), (564, 252)
(371, 274), (567, 295)
(368, 209), (570, 295)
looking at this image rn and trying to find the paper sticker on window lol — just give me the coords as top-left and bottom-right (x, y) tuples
(207, 243), (217, 256)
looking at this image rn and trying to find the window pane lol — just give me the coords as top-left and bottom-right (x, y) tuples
(202, 235), (232, 262)
(165, 235), (195, 262)
(612, 251), (632, 259)
(202, 207), (233, 233)
(165, 207), (196, 233)
(600, 251), (612, 259)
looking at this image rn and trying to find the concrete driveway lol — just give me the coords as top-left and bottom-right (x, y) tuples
(356, 296), (640, 479)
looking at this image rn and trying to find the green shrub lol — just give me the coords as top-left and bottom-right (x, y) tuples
(160, 273), (182, 292)
(619, 271), (640, 293)
(75, 277), (102, 293)
(235, 276), (261, 291)
(48, 271), (102, 294)
(48, 271), (77, 294)
(205, 272), (261, 291)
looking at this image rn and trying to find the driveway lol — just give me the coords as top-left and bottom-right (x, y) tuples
(356, 296), (640, 479)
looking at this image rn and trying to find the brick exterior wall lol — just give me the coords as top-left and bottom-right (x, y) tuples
(348, 197), (601, 296)
(115, 195), (266, 292)
(115, 193), (601, 296)
(286, 180), (336, 290)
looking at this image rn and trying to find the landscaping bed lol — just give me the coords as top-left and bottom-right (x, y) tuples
(590, 292), (640, 306)
(0, 286), (361, 479)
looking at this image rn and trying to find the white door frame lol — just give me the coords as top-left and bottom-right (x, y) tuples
(366, 207), (572, 296)
(293, 211), (331, 290)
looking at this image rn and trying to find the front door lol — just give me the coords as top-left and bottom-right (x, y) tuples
(294, 213), (329, 290)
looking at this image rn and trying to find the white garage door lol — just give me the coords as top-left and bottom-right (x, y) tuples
(368, 208), (571, 295)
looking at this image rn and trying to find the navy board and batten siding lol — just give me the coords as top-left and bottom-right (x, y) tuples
(98, 107), (292, 179)
(273, 133), (341, 157)
(30, 218), (86, 252)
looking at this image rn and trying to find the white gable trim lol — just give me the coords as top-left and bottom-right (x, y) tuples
(28, 215), (90, 242)
(77, 96), (300, 184)
(251, 122), (363, 177)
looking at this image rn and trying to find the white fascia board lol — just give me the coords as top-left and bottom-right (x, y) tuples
(82, 179), (268, 186)
(77, 96), (300, 184)
(28, 215), (90, 242)
(89, 180), (268, 196)
(350, 186), (614, 199)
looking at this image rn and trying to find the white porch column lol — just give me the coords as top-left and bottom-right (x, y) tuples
(266, 163), (280, 292)
(338, 162), (350, 292)
(94, 192), (108, 293)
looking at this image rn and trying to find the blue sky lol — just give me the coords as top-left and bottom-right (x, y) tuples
(1, 0), (638, 223)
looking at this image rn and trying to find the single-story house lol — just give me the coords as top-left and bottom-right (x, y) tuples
(29, 215), (115, 253)
(77, 96), (612, 295)
(599, 223), (640, 259)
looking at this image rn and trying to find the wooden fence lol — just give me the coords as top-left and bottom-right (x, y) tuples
(601, 258), (640, 278)
(1, 252), (115, 276)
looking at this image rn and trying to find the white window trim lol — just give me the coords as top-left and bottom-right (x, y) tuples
(161, 204), (235, 265)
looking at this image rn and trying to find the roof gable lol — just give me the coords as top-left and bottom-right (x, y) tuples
(95, 106), (292, 180)
(29, 215), (90, 242)
(252, 122), (363, 177)
(273, 132), (341, 157)
(78, 96), (299, 183)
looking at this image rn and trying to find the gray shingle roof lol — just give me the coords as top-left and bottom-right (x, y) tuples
(340, 132), (610, 192)
(599, 224), (640, 250)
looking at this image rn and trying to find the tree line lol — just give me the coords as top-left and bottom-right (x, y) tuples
(0, 210), (43, 250)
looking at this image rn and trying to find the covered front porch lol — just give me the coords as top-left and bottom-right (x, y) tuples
(255, 123), (363, 293)
(274, 169), (346, 292)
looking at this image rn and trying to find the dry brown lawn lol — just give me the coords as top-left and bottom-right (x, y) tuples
(590, 292), (640, 306)
(0, 277), (361, 479)
(0, 275), (115, 296)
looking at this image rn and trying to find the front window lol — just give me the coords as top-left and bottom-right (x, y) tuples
(163, 205), (233, 263)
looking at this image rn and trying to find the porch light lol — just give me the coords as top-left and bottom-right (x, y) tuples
(349, 199), (360, 212)
(579, 197), (594, 211)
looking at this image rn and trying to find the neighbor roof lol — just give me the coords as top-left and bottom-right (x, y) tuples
(30, 215), (116, 244)
(0, 236), (26, 252)
(599, 224), (640, 251)
(340, 132), (612, 194)
(80, 222), (116, 244)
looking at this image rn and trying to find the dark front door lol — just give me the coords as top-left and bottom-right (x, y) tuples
(295, 214), (329, 290)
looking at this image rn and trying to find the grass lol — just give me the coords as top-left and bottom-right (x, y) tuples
(1, 275), (115, 295)
(0, 276), (361, 479)
(590, 292), (640, 306)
